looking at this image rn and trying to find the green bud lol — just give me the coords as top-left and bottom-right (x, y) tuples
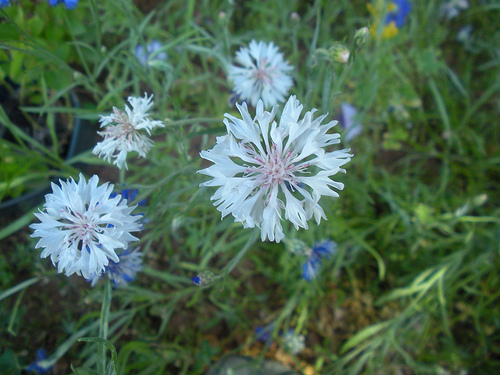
(192, 270), (217, 287)
(328, 43), (350, 63)
(354, 27), (369, 48)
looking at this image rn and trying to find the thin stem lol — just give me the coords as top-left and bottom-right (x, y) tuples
(119, 167), (126, 186)
(98, 276), (112, 374)
(88, 0), (103, 53)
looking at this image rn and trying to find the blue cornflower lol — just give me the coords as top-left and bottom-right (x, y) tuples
(25, 349), (52, 374)
(302, 256), (321, 281)
(111, 188), (147, 206)
(135, 40), (168, 66)
(301, 240), (337, 281)
(90, 249), (144, 288)
(385, 0), (411, 28)
(0, 0), (10, 8)
(47, 0), (79, 9)
(311, 240), (337, 259)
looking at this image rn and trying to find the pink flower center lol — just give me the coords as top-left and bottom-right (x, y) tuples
(99, 107), (137, 140)
(65, 211), (103, 251)
(244, 143), (308, 193)
(253, 58), (272, 85)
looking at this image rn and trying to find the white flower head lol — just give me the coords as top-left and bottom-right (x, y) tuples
(93, 93), (164, 169)
(228, 40), (294, 108)
(30, 174), (143, 279)
(198, 96), (353, 243)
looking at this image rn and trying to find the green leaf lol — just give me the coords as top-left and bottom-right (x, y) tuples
(340, 321), (391, 353)
(377, 266), (449, 304)
(0, 277), (40, 302)
(78, 337), (119, 370)
(0, 211), (36, 240)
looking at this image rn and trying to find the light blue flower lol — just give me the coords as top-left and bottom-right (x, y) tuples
(47, 0), (79, 9)
(0, 0), (11, 8)
(302, 256), (321, 281)
(340, 102), (363, 142)
(135, 40), (168, 66)
(90, 249), (144, 288)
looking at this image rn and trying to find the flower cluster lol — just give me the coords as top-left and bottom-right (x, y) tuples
(93, 93), (164, 170)
(199, 95), (352, 242)
(228, 40), (293, 108)
(302, 240), (337, 281)
(30, 174), (142, 279)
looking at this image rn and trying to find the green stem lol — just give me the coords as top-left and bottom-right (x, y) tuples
(223, 228), (259, 277)
(119, 167), (126, 186)
(88, 0), (103, 53)
(98, 277), (112, 374)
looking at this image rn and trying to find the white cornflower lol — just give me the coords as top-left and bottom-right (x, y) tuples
(228, 40), (293, 108)
(30, 174), (142, 279)
(198, 96), (352, 243)
(93, 93), (164, 169)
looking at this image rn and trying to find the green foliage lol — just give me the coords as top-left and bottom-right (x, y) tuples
(0, 0), (499, 374)
(0, 0), (87, 100)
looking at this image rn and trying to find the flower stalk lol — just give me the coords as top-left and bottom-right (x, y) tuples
(98, 276), (112, 374)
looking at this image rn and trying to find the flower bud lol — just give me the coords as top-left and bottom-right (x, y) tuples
(192, 270), (217, 287)
(354, 27), (369, 47)
(290, 12), (300, 21)
(328, 43), (350, 63)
